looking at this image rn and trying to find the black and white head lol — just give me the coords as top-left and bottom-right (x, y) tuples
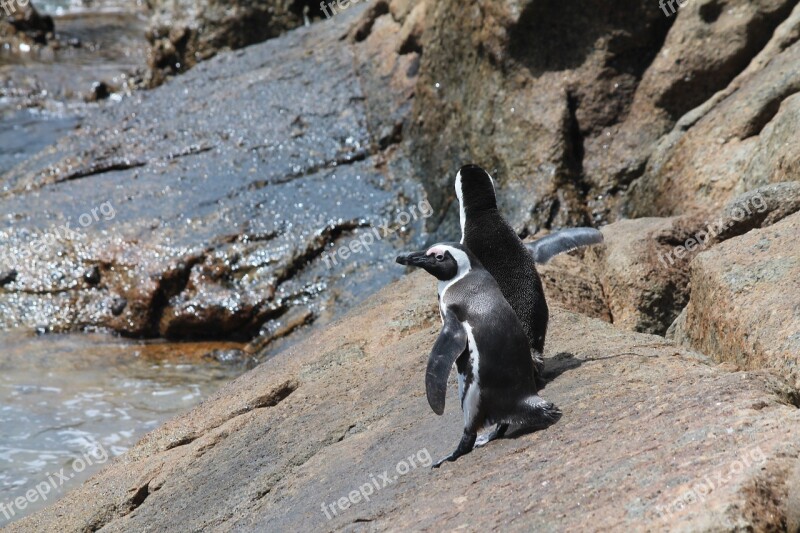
(396, 242), (473, 281)
(455, 164), (497, 240)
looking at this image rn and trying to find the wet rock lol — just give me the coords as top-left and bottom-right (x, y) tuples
(0, 4), (428, 343)
(0, 0), (54, 46)
(144, 0), (325, 87)
(10, 272), (800, 531)
(245, 306), (312, 355)
(203, 348), (251, 365)
(0, 269), (18, 287)
(0, 9), (150, 113)
(669, 211), (800, 388)
(83, 265), (101, 285)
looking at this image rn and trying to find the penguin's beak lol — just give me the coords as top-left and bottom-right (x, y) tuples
(396, 250), (430, 268)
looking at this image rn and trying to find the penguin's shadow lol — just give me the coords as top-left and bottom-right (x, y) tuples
(540, 351), (583, 388)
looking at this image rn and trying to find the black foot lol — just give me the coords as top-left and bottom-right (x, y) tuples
(431, 430), (477, 469)
(432, 453), (457, 468)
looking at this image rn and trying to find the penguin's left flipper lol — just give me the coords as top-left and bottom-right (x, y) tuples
(426, 309), (468, 416)
(432, 429), (477, 468)
(526, 227), (604, 264)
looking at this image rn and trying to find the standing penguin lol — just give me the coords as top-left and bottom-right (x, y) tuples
(396, 243), (561, 467)
(455, 164), (603, 379)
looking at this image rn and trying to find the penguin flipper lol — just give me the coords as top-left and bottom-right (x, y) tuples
(526, 227), (604, 264)
(426, 309), (467, 416)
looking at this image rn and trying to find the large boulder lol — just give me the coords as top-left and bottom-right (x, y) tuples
(537, 251), (611, 323)
(669, 210), (800, 388)
(591, 0), (798, 219)
(409, 0), (798, 234)
(555, 182), (800, 336)
(144, 0), (426, 87)
(628, 3), (800, 217)
(581, 215), (705, 335)
(708, 181), (800, 243)
(10, 271), (800, 531)
(145, 0), (303, 86)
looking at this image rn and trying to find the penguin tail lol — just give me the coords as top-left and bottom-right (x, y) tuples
(504, 396), (562, 430)
(526, 227), (604, 264)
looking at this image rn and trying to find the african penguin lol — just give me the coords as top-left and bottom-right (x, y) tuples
(455, 164), (603, 380)
(396, 243), (561, 467)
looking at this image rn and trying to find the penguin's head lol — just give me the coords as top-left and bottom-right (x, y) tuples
(396, 243), (472, 281)
(455, 164), (497, 215)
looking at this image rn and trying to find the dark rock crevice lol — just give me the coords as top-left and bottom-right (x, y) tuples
(237, 379), (299, 416)
(351, 0), (390, 42)
(289, 0), (328, 21)
(126, 482), (151, 514)
(146, 253), (207, 338)
(741, 88), (800, 139)
(57, 158), (147, 184)
(564, 91), (586, 183)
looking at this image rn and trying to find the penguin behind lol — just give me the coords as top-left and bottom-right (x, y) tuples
(455, 164), (603, 378)
(396, 242), (560, 467)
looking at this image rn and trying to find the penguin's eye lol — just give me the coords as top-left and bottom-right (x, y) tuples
(435, 254), (444, 261)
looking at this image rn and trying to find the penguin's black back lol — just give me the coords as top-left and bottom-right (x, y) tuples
(463, 211), (548, 354)
(444, 269), (537, 398)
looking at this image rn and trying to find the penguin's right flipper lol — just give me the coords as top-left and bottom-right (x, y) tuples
(426, 309), (468, 416)
(526, 227), (604, 264)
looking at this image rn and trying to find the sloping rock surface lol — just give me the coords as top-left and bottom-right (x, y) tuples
(670, 211), (800, 388)
(10, 272), (800, 531)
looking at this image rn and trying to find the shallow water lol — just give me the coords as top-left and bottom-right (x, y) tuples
(0, 331), (245, 524)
